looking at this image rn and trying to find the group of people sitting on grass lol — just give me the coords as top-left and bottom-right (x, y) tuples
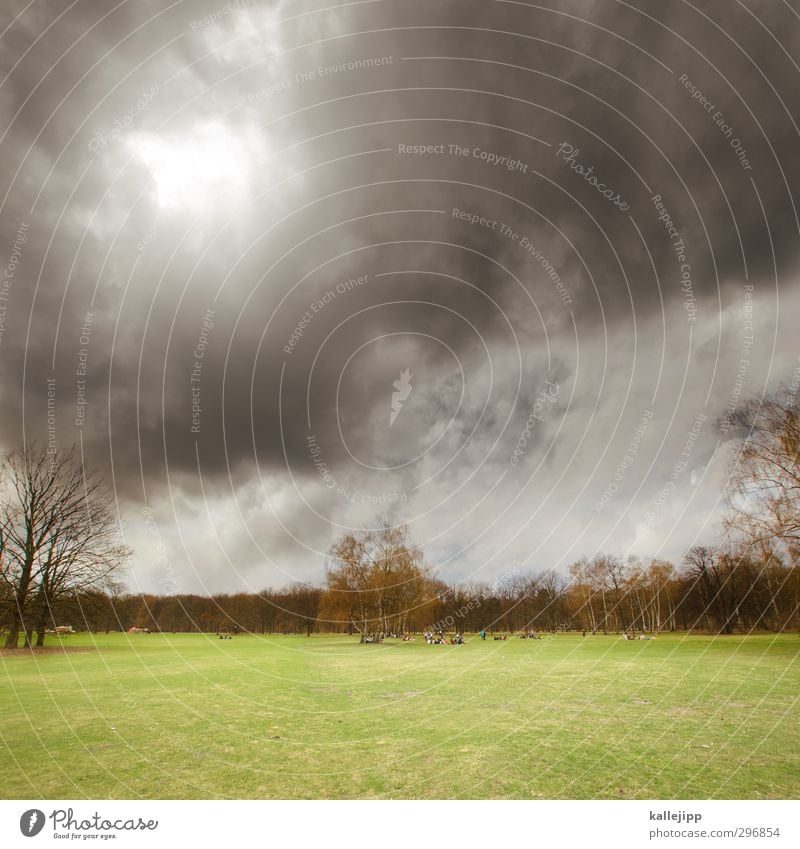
(361, 629), (657, 644)
(423, 631), (465, 645)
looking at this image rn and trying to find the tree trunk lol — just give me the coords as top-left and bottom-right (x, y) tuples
(667, 592), (676, 631)
(4, 621), (20, 648)
(33, 593), (49, 647)
(6, 552), (35, 648)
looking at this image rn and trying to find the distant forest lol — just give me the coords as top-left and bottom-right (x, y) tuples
(22, 544), (799, 638)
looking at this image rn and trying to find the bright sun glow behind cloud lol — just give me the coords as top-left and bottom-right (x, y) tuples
(128, 121), (258, 212)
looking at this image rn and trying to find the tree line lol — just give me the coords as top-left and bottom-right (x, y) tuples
(5, 539), (797, 639)
(2, 386), (798, 644)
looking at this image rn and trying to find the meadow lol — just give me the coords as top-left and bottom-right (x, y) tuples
(1, 632), (798, 799)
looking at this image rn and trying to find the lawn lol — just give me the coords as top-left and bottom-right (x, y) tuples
(1, 632), (798, 799)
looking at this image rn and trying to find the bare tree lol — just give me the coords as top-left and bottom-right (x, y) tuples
(682, 546), (737, 634)
(322, 523), (425, 641)
(725, 392), (800, 561)
(323, 531), (374, 641)
(567, 558), (598, 633)
(1, 445), (130, 648)
(284, 583), (323, 636)
(645, 559), (677, 632)
(587, 553), (628, 632)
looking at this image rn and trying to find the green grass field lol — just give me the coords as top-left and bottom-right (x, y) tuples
(1, 632), (798, 799)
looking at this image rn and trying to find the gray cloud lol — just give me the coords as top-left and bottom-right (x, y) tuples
(1, 0), (797, 592)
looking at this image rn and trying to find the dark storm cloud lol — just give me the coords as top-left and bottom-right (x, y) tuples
(1, 0), (798, 590)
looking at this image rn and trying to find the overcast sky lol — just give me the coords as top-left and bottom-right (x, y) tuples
(1, 0), (798, 594)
